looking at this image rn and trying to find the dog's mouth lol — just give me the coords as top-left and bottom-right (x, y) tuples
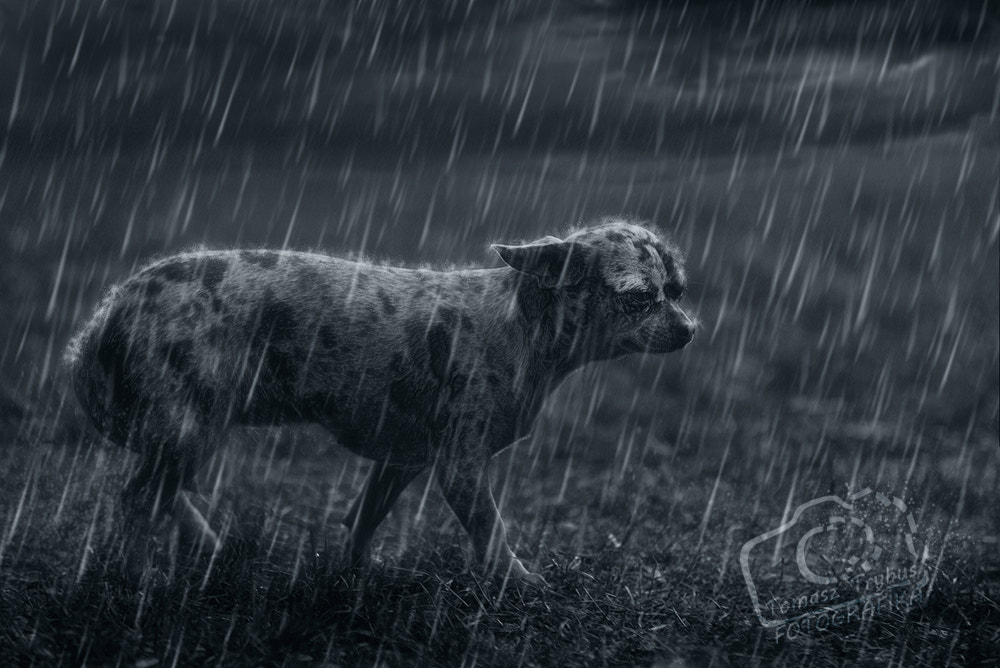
(622, 332), (693, 355)
(621, 339), (651, 354)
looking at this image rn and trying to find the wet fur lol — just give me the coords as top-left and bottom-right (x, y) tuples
(65, 217), (696, 583)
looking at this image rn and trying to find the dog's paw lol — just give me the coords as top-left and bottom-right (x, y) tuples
(343, 538), (373, 569)
(174, 492), (221, 555)
(505, 557), (549, 589)
(516, 570), (549, 589)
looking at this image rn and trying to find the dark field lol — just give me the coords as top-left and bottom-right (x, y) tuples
(1, 1), (998, 666)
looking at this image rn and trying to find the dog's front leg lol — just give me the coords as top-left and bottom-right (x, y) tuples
(434, 445), (547, 587)
(343, 461), (423, 565)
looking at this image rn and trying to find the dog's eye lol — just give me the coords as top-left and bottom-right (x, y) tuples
(665, 285), (684, 301)
(616, 290), (656, 313)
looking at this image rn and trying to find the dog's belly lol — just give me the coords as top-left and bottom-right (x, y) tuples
(236, 367), (445, 465)
(335, 423), (436, 466)
(291, 376), (522, 466)
(303, 394), (439, 465)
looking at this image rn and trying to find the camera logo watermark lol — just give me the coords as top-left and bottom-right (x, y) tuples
(741, 488), (928, 640)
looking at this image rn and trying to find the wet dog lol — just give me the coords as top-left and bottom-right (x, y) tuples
(64, 217), (695, 584)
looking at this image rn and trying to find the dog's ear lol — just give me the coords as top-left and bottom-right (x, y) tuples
(492, 237), (588, 288)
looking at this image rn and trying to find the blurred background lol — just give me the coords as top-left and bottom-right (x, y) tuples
(0, 0), (997, 615)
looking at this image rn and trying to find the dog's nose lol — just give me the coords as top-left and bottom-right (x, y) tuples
(675, 323), (694, 346)
(674, 307), (696, 344)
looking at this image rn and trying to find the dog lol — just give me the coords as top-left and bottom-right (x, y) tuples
(64, 217), (695, 585)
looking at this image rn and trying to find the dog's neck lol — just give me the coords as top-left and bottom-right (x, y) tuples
(484, 269), (593, 390)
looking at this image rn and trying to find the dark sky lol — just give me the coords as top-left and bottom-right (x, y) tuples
(1, 0), (997, 158)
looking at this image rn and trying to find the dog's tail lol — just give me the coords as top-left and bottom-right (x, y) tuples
(64, 284), (134, 446)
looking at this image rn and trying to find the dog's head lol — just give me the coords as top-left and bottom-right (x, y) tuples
(493, 218), (697, 359)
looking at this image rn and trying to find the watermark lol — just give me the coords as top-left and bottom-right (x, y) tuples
(741, 487), (929, 640)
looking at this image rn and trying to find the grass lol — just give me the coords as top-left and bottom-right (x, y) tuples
(2, 469), (994, 667)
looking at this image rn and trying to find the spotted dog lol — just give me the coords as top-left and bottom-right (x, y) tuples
(65, 217), (696, 585)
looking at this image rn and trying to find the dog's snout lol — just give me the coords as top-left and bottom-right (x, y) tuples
(674, 307), (697, 346)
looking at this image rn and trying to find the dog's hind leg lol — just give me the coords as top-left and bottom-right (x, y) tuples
(118, 405), (220, 575)
(342, 461), (423, 564)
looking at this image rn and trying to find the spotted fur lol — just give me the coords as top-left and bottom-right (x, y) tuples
(64, 217), (696, 585)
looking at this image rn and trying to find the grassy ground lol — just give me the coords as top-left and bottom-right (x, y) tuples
(1, 130), (998, 666)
